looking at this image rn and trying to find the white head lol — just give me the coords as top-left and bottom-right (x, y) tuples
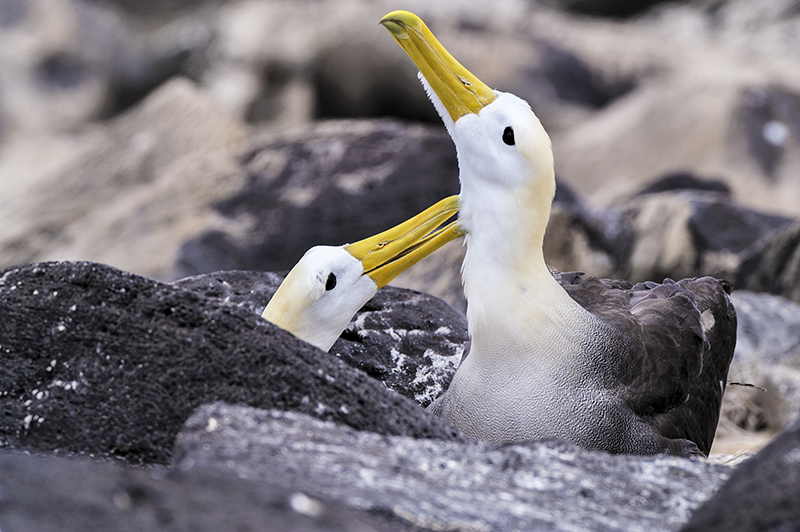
(262, 195), (463, 351)
(381, 11), (557, 286)
(447, 90), (554, 241)
(263, 246), (378, 352)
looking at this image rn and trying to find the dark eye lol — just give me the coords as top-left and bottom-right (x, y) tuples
(325, 272), (337, 291)
(502, 127), (515, 146)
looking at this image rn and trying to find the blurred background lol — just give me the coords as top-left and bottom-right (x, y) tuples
(2, 0), (800, 284)
(2, 0), (800, 454)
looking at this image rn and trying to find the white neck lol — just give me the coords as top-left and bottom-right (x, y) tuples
(459, 169), (597, 366)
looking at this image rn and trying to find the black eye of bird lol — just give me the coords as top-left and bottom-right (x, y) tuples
(325, 272), (337, 291)
(502, 126), (515, 146)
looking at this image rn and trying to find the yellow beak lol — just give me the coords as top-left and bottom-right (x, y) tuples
(380, 10), (496, 121)
(345, 195), (464, 288)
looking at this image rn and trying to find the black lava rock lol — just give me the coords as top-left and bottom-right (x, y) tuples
(173, 270), (469, 408)
(0, 450), (395, 532)
(681, 416), (800, 532)
(688, 199), (794, 255)
(0, 261), (461, 464)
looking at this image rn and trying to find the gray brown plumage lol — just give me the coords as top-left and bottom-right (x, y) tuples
(559, 274), (737, 455)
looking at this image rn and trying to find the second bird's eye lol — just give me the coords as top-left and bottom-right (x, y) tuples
(502, 126), (515, 146)
(325, 272), (337, 291)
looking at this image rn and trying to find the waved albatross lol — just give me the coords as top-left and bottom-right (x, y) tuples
(263, 195), (462, 352)
(381, 11), (736, 456)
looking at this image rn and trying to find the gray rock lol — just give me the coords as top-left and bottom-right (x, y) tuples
(546, 180), (634, 276)
(176, 403), (733, 532)
(0, 0), (211, 137)
(740, 86), (800, 179)
(0, 261), (461, 464)
(681, 416), (800, 532)
(687, 198), (792, 256)
(176, 119), (460, 278)
(0, 0), (131, 135)
(172, 270), (468, 407)
(719, 291), (800, 437)
(312, 37), (440, 123)
(550, 1), (800, 216)
(736, 220), (800, 303)
(0, 77), (249, 280)
(620, 190), (793, 284)
(0, 450), (393, 532)
(731, 290), (800, 366)
(330, 283), (467, 408)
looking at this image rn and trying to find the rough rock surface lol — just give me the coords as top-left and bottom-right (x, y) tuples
(176, 403), (733, 532)
(0, 261), (461, 464)
(2, 2), (800, 528)
(711, 290), (800, 454)
(0, 450), (393, 532)
(681, 416), (800, 532)
(332, 286), (466, 407)
(173, 270), (468, 407)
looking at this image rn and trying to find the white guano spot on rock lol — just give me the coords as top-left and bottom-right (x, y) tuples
(335, 162), (394, 194)
(389, 348), (407, 374)
(385, 328), (406, 342)
(412, 348), (461, 405)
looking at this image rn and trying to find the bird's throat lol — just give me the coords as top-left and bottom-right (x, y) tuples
(459, 176), (592, 360)
(459, 175), (554, 299)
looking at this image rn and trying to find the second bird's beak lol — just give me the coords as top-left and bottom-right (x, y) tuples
(345, 195), (464, 288)
(380, 10), (496, 121)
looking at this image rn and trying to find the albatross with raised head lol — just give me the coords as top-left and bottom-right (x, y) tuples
(381, 10), (736, 456)
(263, 195), (462, 352)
